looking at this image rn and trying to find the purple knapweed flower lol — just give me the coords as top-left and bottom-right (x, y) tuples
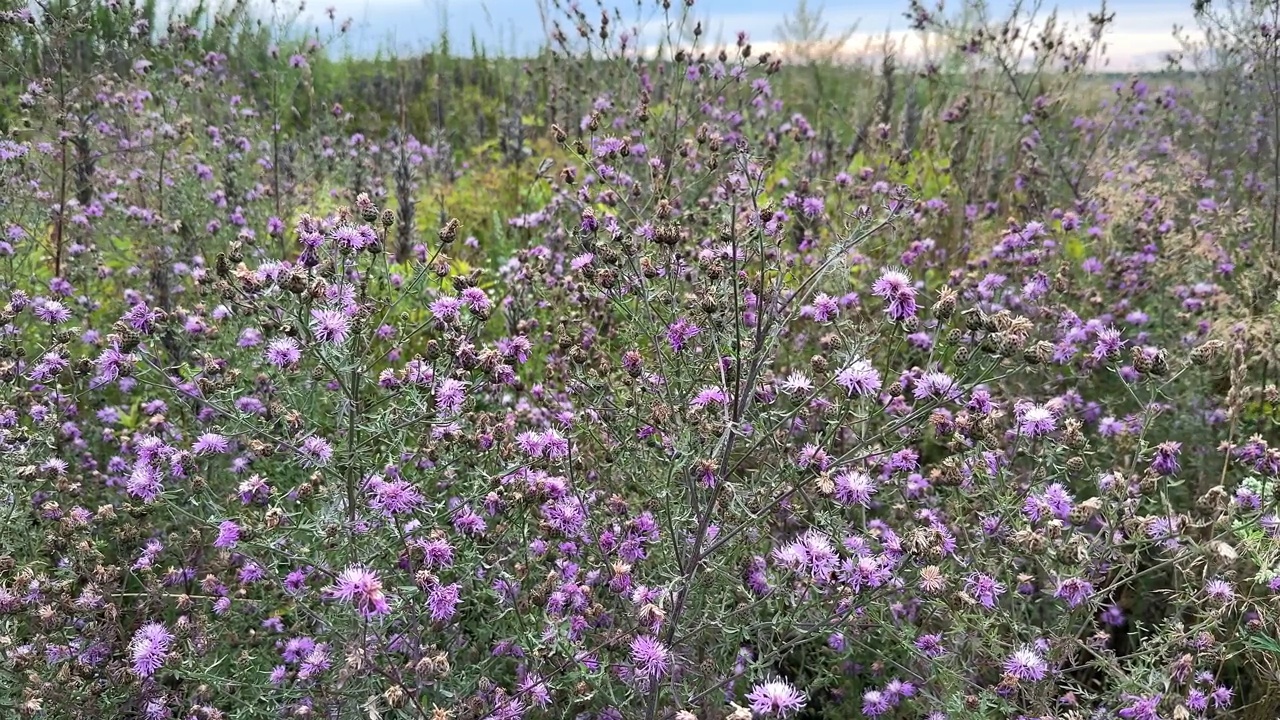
(1003, 646), (1048, 681)
(1150, 441), (1181, 476)
(265, 338), (301, 368)
(835, 359), (882, 398)
(746, 679), (807, 717)
(326, 566), (391, 617)
(871, 269), (918, 321)
(213, 520), (240, 548)
(666, 317), (701, 352)
(310, 308), (351, 344)
(129, 622), (173, 677)
(629, 635), (671, 678)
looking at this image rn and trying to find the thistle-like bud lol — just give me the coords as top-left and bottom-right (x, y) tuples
(1191, 340), (1224, 366)
(1196, 485), (1230, 514)
(1062, 418), (1085, 449)
(1069, 497), (1102, 525)
(1025, 340), (1053, 365)
(356, 192), (378, 222)
(438, 218), (461, 244)
(932, 287), (957, 319)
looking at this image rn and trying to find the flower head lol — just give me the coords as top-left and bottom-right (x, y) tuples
(629, 635), (671, 678)
(1018, 404), (1057, 437)
(746, 679), (807, 717)
(130, 622), (173, 677)
(427, 582), (461, 622)
(326, 566), (391, 617)
(310, 308), (351, 344)
(835, 359), (882, 397)
(871, 269), (917, 321)
(265, 337), (301, 368)
(1003, 646), (1048, 681)
(213, 520), (240, 548)
(192, 432), (230, 455)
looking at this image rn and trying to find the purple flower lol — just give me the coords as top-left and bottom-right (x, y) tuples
(800, 196), (825, 218)
(33, 299), (71, 324)
(1091, 325), (1125, 361)
(1210, 685), (1233, 709)
(435, 378), (466, 415)
(1017, 403), (1056, 437)
(326, 566), (391, 617)
(265, 337), (301, 368)
(914, 633), (945, 658)
(1204, 578), (1235, 604)
(809, 293), (839, 322)
(1117, 694), (1161, 720)
(1003, 646), (1048, 681)
(213, 520), (240, 548)
(835, 359), (882, 397)
(427, 582), (461, 622)
(366, 476), (423, 516)
(746, 679), (807, 717)
(298, 643), (330, 680)
(833, 470), (876, 507)
(430, 296), (463, 322)
(871, 269), (918, 321)
(913, 371), (960, 402)
(861, 689), (891, 716)
(629, 635), (671, 678)
(298, 436), (334, 466)
(964, 573), (1005, 609)
(666, 317), (701, 352)
(1150, 441), (1181, 476)
(192, 432), (230, 455)
(310, 308), (351, 344)
(126, 463), (163, 502)
(1053, 577), (1094, 608)
(129, 622), (173, 677)
(461, 287), (492, 314)
(691, 385), (729, 409)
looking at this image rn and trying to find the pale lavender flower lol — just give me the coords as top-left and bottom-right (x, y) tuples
(746, 679), (807, 717)
(835, 360), (882, 397)
(310, 308), (351, 344)
(1003, 646), (1048, 681)
(326, 566), (390, 617)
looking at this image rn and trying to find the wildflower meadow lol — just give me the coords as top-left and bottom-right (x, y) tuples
(3, 0), (1280, 718)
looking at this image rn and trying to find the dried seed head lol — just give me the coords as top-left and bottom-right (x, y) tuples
(1025, 340), (1053, 365)
(1069, 497), (1102, 525)
(1191, 340), (1224, 366)
(438, 218), (461, 244)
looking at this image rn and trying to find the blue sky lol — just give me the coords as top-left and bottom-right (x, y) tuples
(301, 0), (1199, 68)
